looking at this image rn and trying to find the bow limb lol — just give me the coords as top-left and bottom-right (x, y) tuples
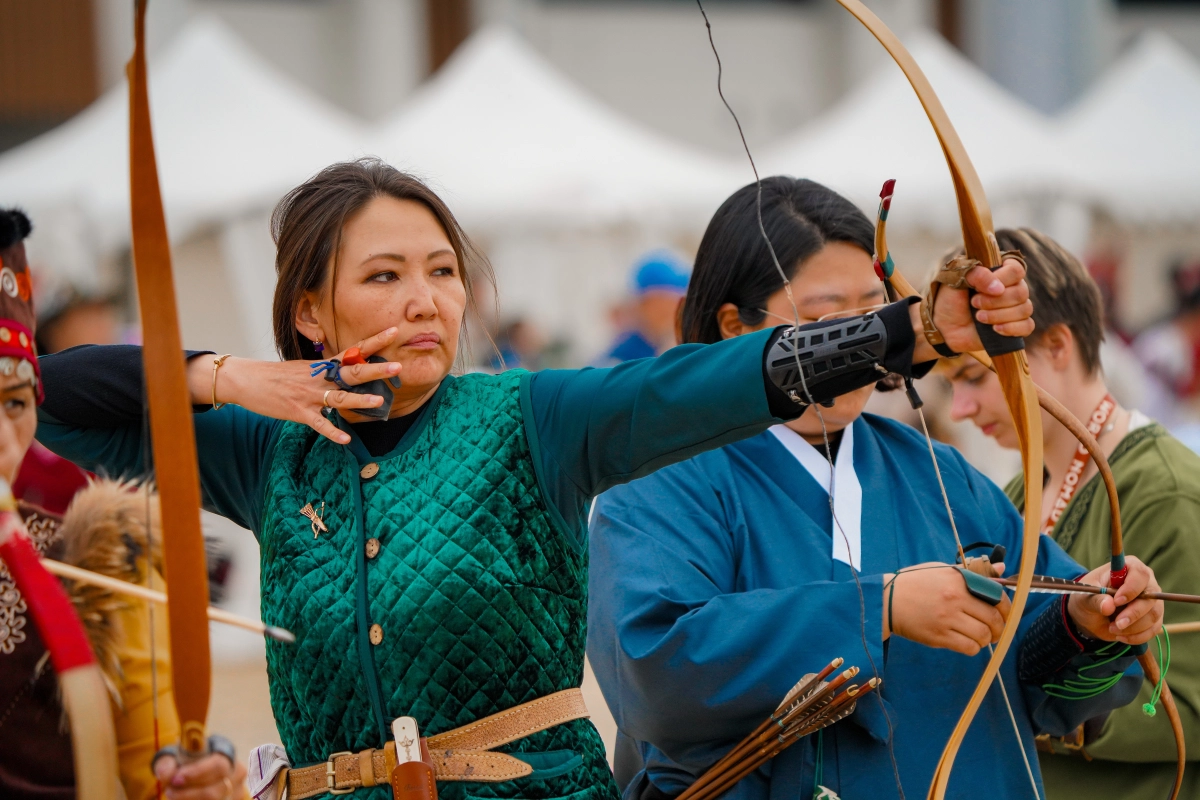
(128, 0), (212, 759)
(830, 4), (1043, 798)
(0, 490), (120, 799)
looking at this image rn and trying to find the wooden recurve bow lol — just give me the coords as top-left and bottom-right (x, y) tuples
(848, 4), (1186, 796)
(128, 0), (214, 763)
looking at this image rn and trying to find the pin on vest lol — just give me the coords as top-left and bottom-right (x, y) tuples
(300, 502), (327, 539)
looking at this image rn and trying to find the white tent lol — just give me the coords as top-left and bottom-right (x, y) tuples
(0, 17), (365, 247)
(761, 32), (1080, 231)
(371, 26), (744, 230)
(1057, 32), (1200, 223)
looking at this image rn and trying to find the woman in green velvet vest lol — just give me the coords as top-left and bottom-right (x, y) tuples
(34, 160), (1033, 800)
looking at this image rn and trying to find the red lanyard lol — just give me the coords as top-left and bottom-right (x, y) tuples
(1042, 393), (1117, 536)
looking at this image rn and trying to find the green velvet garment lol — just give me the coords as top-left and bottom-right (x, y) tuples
(34, 329), (794, 799)
(261, 371), (616, 800)
(1007, 421), (1200, 800)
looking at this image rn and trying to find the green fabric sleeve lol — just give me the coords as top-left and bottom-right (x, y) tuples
(36, 404), (282, 536)
(523, 328), (784, 549)
(1018, 426), (1200, 766)
(1085, 489), (1200, 762)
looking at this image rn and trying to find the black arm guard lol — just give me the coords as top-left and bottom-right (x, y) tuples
(766, 311), (889, 408)
(1017, 596), (1130, 685)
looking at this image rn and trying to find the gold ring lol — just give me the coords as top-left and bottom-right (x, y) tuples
(323, 389), (334, 408)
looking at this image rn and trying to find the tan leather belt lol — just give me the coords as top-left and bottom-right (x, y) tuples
(284, 688), (590, 798)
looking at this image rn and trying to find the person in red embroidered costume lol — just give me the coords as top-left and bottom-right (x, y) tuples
(944, 227), (1200, 800)
(0, 208), (248, 800)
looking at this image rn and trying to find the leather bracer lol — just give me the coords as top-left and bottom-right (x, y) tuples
(766, 312), (890, 408)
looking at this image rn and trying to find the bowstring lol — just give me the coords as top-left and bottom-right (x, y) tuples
(695, 3), (905, 796)
(140, 386), (163, 799)
(914, 406), (1041, 799)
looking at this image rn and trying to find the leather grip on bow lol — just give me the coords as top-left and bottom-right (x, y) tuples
(971, 261), (1026, 358)
(129, 0), (213, 762)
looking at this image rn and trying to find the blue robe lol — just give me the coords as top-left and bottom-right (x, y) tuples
(587, 414), (1142, 800)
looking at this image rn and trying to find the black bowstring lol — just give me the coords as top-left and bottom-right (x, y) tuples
(695, 3), (905, 797)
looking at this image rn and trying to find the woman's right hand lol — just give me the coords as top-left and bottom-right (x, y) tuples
(191, 328), (403, 445)
(884, 563), (1011, 656)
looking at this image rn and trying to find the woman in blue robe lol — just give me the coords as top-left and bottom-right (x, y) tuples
(586, 178), (1165, 800)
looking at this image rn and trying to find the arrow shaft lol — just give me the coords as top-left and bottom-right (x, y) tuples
(994, 576), (1200, 605)
(41, 558), (294, 642)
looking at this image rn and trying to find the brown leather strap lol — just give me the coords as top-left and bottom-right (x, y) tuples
(426, 689), (588, 752)
(359, 748), (376, 787)
(286, 689), (590, 798)
(920, 254), (981, 356)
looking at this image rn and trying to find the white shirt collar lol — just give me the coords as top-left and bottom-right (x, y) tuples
(768, 422), (863, 570)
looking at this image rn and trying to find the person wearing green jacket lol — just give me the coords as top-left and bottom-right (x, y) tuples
(33, 159), (1034, 800)
(945, 227), (1200, 800)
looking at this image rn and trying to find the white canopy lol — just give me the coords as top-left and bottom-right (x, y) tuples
(1057, 32), (1200, 223)
(761, 32), (1079, 230)
(0, 17), (365, 246)
(371, 26), (744, 230)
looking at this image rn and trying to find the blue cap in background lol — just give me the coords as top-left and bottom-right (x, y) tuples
(632, 250), (691, 295)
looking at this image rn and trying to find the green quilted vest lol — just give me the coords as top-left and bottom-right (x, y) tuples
(259, 371), (617, 800)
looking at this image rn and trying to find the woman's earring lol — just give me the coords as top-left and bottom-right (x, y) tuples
(312, 339), (325, 354)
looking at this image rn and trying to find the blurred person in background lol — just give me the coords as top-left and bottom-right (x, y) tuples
(598, 250), (690, 364)
(1133, 259), (1200, 401)
(944, 227), (1200, 800)
(36, 294), (121, 356)
(0, 208), (248, 799)
(587, 180), (1156, 800)
(491, 317), (548, 371)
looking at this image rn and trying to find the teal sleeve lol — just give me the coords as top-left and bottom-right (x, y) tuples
(36, 405), (282, 536)
(523, 328), (783, 549)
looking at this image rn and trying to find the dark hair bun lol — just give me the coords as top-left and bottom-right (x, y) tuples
(0, 208), (32, 250)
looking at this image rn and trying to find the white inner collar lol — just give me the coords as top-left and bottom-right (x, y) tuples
(769, 423), (863, 570)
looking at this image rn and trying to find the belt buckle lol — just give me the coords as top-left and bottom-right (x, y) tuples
(326, 751), (355, 795)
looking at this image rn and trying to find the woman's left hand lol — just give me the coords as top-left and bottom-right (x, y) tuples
(153, 751), (248, 800)
(1068, 556), (1165, 645)
(926, 256), (1035, 356)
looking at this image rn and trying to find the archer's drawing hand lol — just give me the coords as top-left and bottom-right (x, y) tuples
(929, 256), (1034, 354)
(185, 328), (403, 445)
(886, 562), (1012, 656)
(153, 750), (248, 800)
(1069, 556), (1164, 645)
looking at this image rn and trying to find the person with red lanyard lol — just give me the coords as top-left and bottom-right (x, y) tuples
(944, 227), (1200, 800)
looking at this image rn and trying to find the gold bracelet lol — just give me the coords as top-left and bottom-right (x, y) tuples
(211, 354), (233, 409)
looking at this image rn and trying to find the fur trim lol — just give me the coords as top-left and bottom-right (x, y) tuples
(58, 479), (162, 704)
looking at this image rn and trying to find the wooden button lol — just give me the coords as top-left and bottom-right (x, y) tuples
(360, 462), (380, 480)
(365, 538), (381, 559)
(369, 624), (383, 645)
